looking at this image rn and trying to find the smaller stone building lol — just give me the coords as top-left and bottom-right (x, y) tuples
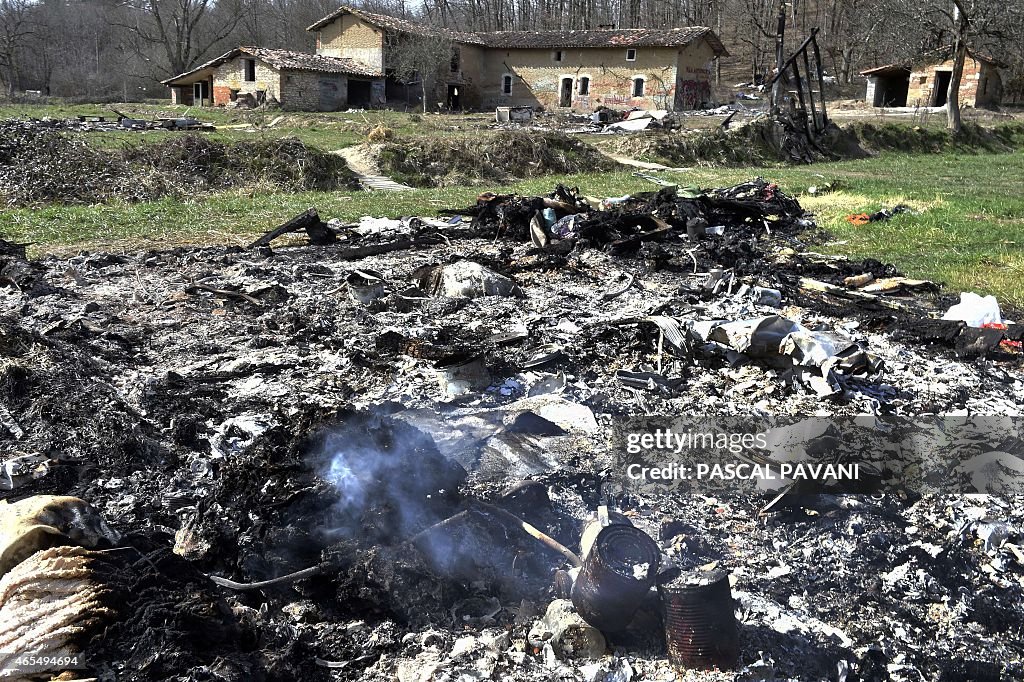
(162, 47), (383, 111)
(861, 50), (1002, 109)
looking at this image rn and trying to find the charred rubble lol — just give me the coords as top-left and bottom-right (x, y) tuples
(0, 179), (1022, 682)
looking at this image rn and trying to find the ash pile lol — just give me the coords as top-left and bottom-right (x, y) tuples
(1, 178), (1023, 682)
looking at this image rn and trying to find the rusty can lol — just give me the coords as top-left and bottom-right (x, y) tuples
(570, 523), (660, 632)
(659, 569), (738, 671)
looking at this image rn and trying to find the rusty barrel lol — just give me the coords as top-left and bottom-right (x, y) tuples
(570, 523), (660, 632)
(659, 569), (738, 670)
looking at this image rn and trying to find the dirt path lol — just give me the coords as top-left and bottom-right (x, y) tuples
(598, 149), (690, 172)
(334, 145), (414, 192)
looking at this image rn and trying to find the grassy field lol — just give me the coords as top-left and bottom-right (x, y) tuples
(4, 147), (1022, 308)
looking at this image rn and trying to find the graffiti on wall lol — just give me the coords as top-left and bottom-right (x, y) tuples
(677, 80), (711, 109)
(371, 80), (386, 105)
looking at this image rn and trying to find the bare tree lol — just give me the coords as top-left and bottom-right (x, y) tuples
(119, 0), (245, 77)
(386, 32), (455, 112)
(0, 0), (33, 95)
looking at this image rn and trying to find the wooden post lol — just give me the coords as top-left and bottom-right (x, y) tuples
(790, 63), (813, 143)
(802, 47), (819, 132)
(811, 32), (828, 127)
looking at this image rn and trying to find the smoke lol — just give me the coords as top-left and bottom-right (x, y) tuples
(308, 409), (561, 601)
(309, 409), (467, 546)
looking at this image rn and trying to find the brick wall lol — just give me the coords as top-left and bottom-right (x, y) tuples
(213, 56), (282, 104)
(383, 37), (486, 110)
(276, 70), (385, 111)
(906, 57), (1000, 108)
(450, 44), (485, 109)
(311, 13), (719, 112)
(674, 40), (715, 110)
(318, 14), (384, 73)
(480, 44), (711, 111)
(170, 86), (191, 106)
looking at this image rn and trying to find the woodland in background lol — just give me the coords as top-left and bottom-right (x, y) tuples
(1, 0), (1022, 103)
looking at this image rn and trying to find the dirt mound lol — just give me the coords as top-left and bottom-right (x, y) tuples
(615, 117), (830, 167)
(843, 120), (1024, 154)
(0, 121), (358, 206)
(375, 130), (616, 187)
(618, 118), (1024, 169)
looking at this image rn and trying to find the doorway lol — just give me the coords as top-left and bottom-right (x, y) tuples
(559, 77), (573, 107)
(348, 79), (372, 108)
(192, 80), (210, 106)
(932, 70), (952, 106)
(447, 84), (460, 110)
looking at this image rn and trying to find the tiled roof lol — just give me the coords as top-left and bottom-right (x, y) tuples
(245, 47), (381, 75)
(162, 47), (381, 85)
(307, 6), (728, 56)
(307, 6), (485, 44)
(478, 26), (727, 55)
(860, 46), (1003, 76)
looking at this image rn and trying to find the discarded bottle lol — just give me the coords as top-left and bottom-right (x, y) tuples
(659, 569), (739, 671)
(543, 207), (557, 227)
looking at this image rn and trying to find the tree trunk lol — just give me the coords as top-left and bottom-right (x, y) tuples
(946, 8), (969, 134)
(839, 45), (853, 84)
(770, 0), (786, 109)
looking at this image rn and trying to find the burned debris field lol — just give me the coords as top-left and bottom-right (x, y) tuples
(1, 172), (1023, 682)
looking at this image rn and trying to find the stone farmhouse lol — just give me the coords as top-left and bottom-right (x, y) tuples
(163, 5), (728, 112)
(162, 46), (384, 109)
(861, 49), (1003, 109)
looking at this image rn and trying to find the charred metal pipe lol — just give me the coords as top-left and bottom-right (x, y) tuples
(570, 523), (660, 632)
(408, 503), (582, 569)
(659, 569), (739, 671)
(208, 565), (323, 592)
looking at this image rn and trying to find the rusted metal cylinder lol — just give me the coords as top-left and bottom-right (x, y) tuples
(659, 569), (739, 671)
(570, 523), (660, 632)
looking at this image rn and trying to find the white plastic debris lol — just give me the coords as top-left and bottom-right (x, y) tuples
(942, 292), (1002, 328)
(425, 261), (523, 299)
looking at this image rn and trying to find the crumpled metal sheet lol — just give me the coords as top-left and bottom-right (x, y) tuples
(687, 315), (882, 395)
